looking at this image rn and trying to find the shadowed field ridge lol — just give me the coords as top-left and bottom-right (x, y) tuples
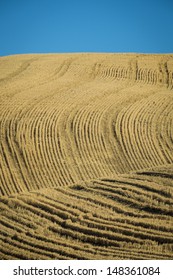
(0, 53), (173, 259)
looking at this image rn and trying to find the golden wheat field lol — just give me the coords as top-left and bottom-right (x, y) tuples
(0, 53), (173, 260)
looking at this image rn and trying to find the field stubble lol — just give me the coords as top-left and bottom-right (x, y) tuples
(0, 53), (173, 259)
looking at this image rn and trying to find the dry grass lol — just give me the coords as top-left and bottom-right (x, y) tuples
(0, 53), (173, 259)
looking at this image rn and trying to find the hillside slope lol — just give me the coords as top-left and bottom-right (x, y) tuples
(0, 53), (173, 259)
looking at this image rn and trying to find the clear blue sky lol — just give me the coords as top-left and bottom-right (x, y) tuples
(0, 0), (173, 56)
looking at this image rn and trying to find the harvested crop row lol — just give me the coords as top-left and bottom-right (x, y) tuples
(0, 53), (173, 259)
(0, 167), (172, 259)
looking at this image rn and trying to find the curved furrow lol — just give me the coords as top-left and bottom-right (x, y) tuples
(0, 167), (172, 260)
(6, 117), (31, 192)
(135, 97), (165, 167)
(17, 100), (55, 189)
(36, 97), (71, 186)
(130, 95), (164, 167)
(81, 103), (106, 175)
(0, 196), (135, 258)
(94, 86), (135, 174)
(0, 198), (126, 260)
(0, 229), (153, 260)
(96, 178), (172, 204)
(118, 100), (152, 169)
(77, 107), (102, 177)
(0, 76), (81, 194)
(0, 235), (63, 259)
(36, 182), (171, 224)
(123, 95), (164, 168)
(107, 86), (144, 172)
(33, 99), (72, 186)
(0, 242), (51, 260)
(1, 53), (173, 259)
(53, 184), (167, 220)
(0, 101), (31, 194)
(90, 182), (172, 213)
(126, 100), (153, 168)
(16, 89), (75, 189)
(156, 100), (173, 163)
(34, 188), (172, 247)
(88, 185), (173, 218)
(115, 94), (172, 171)
(0, 58), (37, 84)
(88, 89), (127, 174)
(88, 107), (114, 175)
(131, 98), (158, 166)
(72, 106), (97, 179)
(72, 108), (92, 179)
(70, 87), (127, 177)
(114, 106), (136, 170)
(20, 103), (51, 188)
(120, 102), (143, 169)
(144, 96), (173, 165)
(44, 99), (72, 186)
(53, 103), (87, 184)
(80, 89), (116, 175)
(34, 91), (77, 187)
(65, 107), (90, 181)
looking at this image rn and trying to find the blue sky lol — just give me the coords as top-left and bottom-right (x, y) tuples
(0, 0), (173, 56)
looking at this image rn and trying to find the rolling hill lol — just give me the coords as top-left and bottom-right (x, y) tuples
(0, 53), (173, 259)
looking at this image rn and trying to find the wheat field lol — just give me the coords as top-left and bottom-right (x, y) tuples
(0, 53), (173, 259)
